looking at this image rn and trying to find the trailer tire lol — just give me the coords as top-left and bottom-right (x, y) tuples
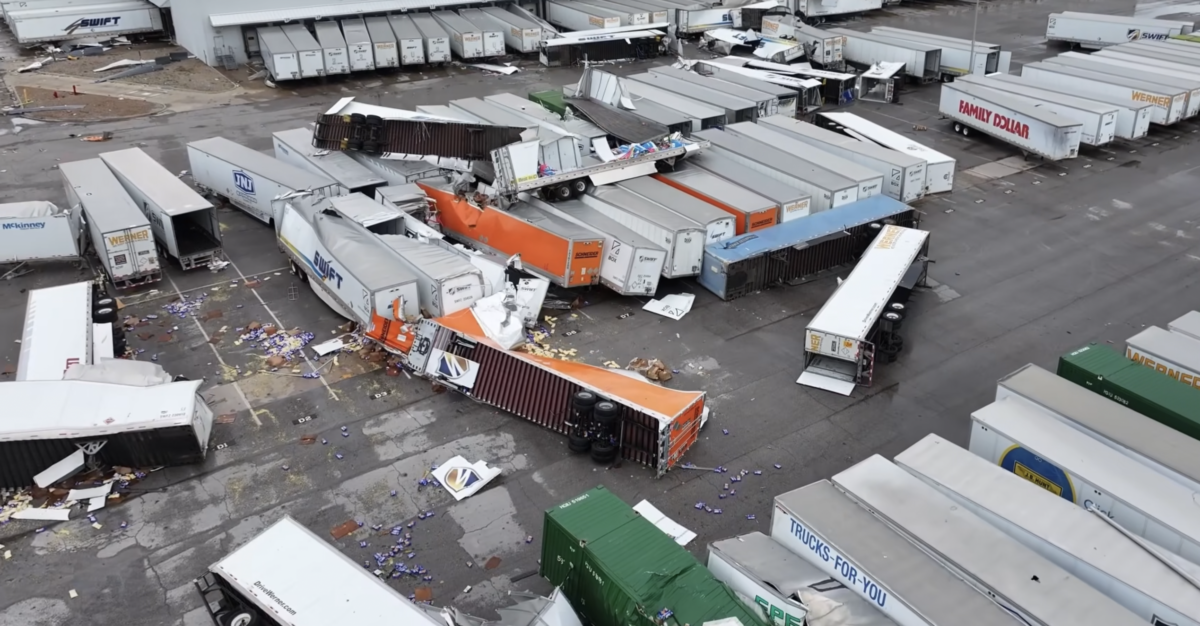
(348, 139), (364, 151)
(350, 113), (367, 125)
(590, 440), (617, 464)
(960, 125), (970, 137)
(553, 184), (572, 202)
(952, 122), (963, 133)
(216, 609), (259, 626)
(94, 296), (115, 309)
(593, 401), (619, 428)
(568, 432), (591, 453)
(366, 114), (384, 127)
(363, 141), (381, 154)
(570, 179), (590, 196)
(572, 390), (598, 409)
(93, 306), (117, 324)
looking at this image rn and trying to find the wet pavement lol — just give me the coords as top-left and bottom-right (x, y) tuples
(1, 0), (1199, 625)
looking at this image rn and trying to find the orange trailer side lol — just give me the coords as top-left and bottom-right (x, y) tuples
(653, 173), (778, 235)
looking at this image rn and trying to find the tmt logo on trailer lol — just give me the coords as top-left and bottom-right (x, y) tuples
(958, 100), (1030, 140)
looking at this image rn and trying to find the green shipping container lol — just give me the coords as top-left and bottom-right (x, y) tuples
(541, 487), (767, 626)
(1057, 343), (1200, 441)
(530, 89), (568, 117)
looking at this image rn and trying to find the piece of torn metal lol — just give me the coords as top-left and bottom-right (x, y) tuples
(430, 455), (502, 501)
(311, 337), (345, 356)
(12, 507), (72, 522)
(93, 59), (153, 72)
(466, 63), (520, 75)
(495, 588), (585, 626)
(87, 496), (107, 512)
(643, 293), (695, 320)
(633, 499), (697, 546)
(34, 450), (85, 488)
(94, 64), (162, 83)
(16, 57), (53, 73)
(67, 483), (112, 501)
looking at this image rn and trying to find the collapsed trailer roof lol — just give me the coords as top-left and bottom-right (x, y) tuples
(563, 96), (669, 144)
(313, 97), (526, 160)
(0, 378), (202, 441)
(210, 516), (445, 626)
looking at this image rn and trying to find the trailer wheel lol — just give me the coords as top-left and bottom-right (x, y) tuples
(593, 401), (619, 429)
(568, 432), (591, 453)
(349, 113), (366, 125)
(348, 139), (364, 151)
(94, 296), (115, 310)
(216, 609), (259, 626)
(93, 306), (117, 324)
(590, 440), (617, 464)
(570, 178), (590, 196)
(553, 184), (572, 202)
(960, 125), (970, 137)
(952, 122), (963, 133)
(366, 114), (384, 127)
(363, 141), (380, 154)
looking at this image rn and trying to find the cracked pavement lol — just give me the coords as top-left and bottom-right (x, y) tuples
(2, 0), (1200, 624)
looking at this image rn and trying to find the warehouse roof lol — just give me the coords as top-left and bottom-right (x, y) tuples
(210, 0), (476, 27)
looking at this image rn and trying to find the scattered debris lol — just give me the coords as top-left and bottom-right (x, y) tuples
(330, 519), (359, 539)
(485, 556), (502, 570)
(16, 57), (53, 73)
(93, 59), (153, 73)
(94, 64), (162, 83)
(627, 358), (673, 382)
(464, 63), (520, 75)
(430, 456), (502, 501)
(643, 293), (694, 320)
(79, 132), (114, 142)
(633, 500), (696, 546)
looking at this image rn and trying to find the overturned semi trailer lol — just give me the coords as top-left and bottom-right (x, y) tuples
(407, 311), (706, 476)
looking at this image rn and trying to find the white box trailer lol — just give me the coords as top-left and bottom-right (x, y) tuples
(0, 201), (82, 264)
(939, 82), (1082, 160)
(364, 16), (399, 68)
(796, 0), (881, 20)
(456, 9), (504, 56)
(313, 21), (349, 74)
(387, 14), (425, 65)
(727, 121), (886, 200)
(1118, 40), (1200, 62)
(529, 197), (666, 296)
(656, 168), (779, 234)
(278, 202), (421, 322)
(346, 152), (443, 186)
(410, 14), (451, 63)
(694, 129), (859, 212)
(196, 516), (445, 626)
(800, 225), (928, 395)
(187, 137), (339, 226)
(1126, 325), (1200, 391)
(570, 0), (645, 26)
(272, 127), (386, 196)
(956, 75), (1118, 146)
(582, 185), (705, 278)
(708, 532), (896, 626)
(1095, 47), (1200, 104)
(60, 159), (161, 288)
(546, 0), (620, 30)
(868, 28), (998, 76)
(897, 434), (1200, 626)
(5, 0), (161, 44)
(375, 234), (486, 317)
(616, 176), (736, 246)
(871, 26), (1009, 73)
(602, 0), (668, 25)
(833, 455), (1145, 626)
(757, 116), (926, 203)
(1170, 311), (1200, 342)
(969, 399), (1200, 565)
(15, 281), (92, 382)
(1021, 61), (1189, 125)
(826, 28), (941, 81)
(433, 10), (484, 59)
(1104, 43), (1200, 72)
(478, 6), (541, 53)
(650, 66), (779, 118)
(280, 24), (324, 78)
(983, 72), (1151, 141)
(762, 17), (845, 66)
(817, 111), (955, 194)
(686, 153), (813, 222)
(340, 17), (375, 71)
(0, 377), (212, 490)
(694, 66), (799, 118)
(256, 26), (300, 81)
(629, 71), (760, 123)
(773, 481), (1022, 626)
(99, 147), (223, 270)
(996, 363), (1200, 502)
(624, 80), (727, 130)
(1046, 12), (1185, 49)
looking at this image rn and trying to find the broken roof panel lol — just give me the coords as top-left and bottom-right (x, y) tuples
(564, 97), (669, 144)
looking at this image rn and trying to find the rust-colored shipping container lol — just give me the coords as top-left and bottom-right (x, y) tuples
(420, 182), (603, 288)
(408, 311), (707, 476)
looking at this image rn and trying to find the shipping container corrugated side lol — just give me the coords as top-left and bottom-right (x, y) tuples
(541, 487), (768, 626)
(541, 486), (644, 598)
(699, 196), (916, 301)
(312, 113), (524, 160)
(413, 314), (706, 475)
(1057, 344), (1200, 442)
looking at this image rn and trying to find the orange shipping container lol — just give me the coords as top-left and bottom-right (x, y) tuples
(654, 169), (779, 234)
(420, 181), (603, 288)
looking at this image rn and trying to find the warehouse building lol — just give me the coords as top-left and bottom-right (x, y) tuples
(169, 0), (489, 68)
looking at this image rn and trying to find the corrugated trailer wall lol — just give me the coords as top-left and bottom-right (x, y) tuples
(414, 318), (705, 475)
(312, 114), (523, 159)
(1, 426), (206, 489)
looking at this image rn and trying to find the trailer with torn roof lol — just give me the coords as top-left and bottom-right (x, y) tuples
(817, 111), (956, 194)
(694, 129), (859, 212)
(772, 481), (1022, 626)
(969, 399), (1200, 564)
(833, 455), (1145, 626)
(0, 378), (212, 490)
(375, 235), (487, 318)
(0, 201), (82, 264)
(698, 195), (916, 301)
(800, 225), (928, 395)
(827, 28), (941, 82)
(897, 434), (1200, 626)
(271, 127), (385, 196)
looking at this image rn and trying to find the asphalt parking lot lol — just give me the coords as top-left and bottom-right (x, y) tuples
(2, 0), (1200, 624)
